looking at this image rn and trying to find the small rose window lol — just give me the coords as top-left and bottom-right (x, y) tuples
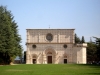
(63, 44), (67, 48)
(46, 33), (53, 41)
(32, 44), (36, 48)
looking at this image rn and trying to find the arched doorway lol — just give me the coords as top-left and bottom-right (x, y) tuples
(64, 55), (67, 64)
(32, 54), (37, 64)
(47, 52), (52, 63)
(44, 48), (56, 64)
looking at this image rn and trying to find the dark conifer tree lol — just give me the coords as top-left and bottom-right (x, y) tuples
(93, 37), (100, 62)
(81, 36), (85, 43)
(75, 33), (80, 44)
(0, 6), (22, 65)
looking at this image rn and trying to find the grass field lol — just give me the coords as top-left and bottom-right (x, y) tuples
(0, 64), (100, 75)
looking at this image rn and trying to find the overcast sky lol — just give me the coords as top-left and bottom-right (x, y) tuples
(0, 0), (100, 51)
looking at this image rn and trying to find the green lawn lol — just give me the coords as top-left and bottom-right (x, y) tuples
(0, 64), (100, 75)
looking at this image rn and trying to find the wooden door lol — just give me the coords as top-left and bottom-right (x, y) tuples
(33, 59), (36, 64)
(48, 56), (52, 63)
(64, 59), (67, 64)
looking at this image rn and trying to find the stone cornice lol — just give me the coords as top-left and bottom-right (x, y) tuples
(26, 29), (75, 30)
(26, 42), (74, 45)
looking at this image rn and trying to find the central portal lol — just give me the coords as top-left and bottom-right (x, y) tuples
(45, 48), (55, 64)
(48, 56), (52, 63)
(33, 59), (36, 64)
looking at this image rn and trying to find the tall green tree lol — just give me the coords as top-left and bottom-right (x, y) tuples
(75, 33), (80, 44)
(93, 37), (100, 61)
(81, 36), (85, 43)
(87, 37), (100, 63)
(87, 42), (97, 63)
(0, 6), (22, 65)
(24, 51), (26, 63)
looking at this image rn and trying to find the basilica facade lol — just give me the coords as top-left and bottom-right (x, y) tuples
(26, 29), (87, 64)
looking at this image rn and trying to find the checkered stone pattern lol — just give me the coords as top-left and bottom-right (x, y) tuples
(26, 29), (87, 64)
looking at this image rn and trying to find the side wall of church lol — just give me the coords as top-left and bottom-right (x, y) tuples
(73, 44), (87, 64)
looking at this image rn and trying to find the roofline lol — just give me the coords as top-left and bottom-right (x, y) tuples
(26, 29), (75, 30)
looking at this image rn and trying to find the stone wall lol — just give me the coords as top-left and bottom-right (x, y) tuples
(26, 43), (73, 64)
(26, 29), (87, 64)
(73, 43), (87, 64)
(26, 29), (74, 43)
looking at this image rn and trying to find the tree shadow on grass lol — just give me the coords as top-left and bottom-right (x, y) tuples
(86, 73), (100, 75)
(78, 64), (100, 68)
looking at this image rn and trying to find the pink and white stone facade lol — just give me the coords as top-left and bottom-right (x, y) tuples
(26, 29), (87, 64)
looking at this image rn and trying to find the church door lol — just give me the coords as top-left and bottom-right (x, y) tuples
(33, 59), (36, 64)
(64, 59), (67, 64)
(48, 56), (52, 63)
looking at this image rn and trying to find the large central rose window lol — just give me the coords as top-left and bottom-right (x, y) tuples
(46, 33), (53, 41)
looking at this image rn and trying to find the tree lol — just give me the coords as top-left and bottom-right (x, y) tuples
(24, 51), (26, 63)
(81, 36), (85, 43)
(87, 37), (100, 64)
(75, 33), (80, 44)
(87, 42), (97, 63)
(0, 6), (23, 65)
(93, 37), (100, 61)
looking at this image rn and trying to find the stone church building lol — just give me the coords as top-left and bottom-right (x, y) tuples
(26, 29), (87, 64)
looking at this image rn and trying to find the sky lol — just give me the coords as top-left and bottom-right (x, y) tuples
(0, 0), (100, 51)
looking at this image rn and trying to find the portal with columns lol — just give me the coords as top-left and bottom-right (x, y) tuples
(26, 29), (87, 64)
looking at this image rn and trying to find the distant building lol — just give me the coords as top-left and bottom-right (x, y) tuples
(14, 56), (21, 64)
(26, 29), (87, 64)
(14, 56), (24, 64)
